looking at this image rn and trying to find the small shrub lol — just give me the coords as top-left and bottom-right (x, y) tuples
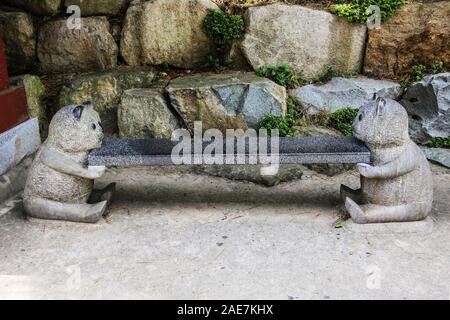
(330, 0), (406, 24)
(328, 108), (358, 136)
(430, 61), (444, 74)
(203, 10), (244, 45)
(399, 79), (411, 89)
(256, 63), (304, 88)
(286, 95), (303, 119)
(203, 10), (244, 69)
(411, 64), (427, 81)
(405, 61), (447, 82)
(424, 137), (450, 149)
(257, 95), (306, 137)
(257, 114), (296, 137)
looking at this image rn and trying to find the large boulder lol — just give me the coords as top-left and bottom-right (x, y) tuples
(290, 77), (403, 113)
(1, 0), (60, 16)
(166, 72), (287, 133)
(421, 147), (450, 169)
(118, 88), (180, 139)
(37, 17), (118, 74)
(364, 2), (450, 78)
(64, 0), (129, 16)
(241, 4), (367, 80)
(400, 73), (450, 143)
(121, 0), (218, 69)
(0, 12), (36, 75)
(58, 68), (156, 134)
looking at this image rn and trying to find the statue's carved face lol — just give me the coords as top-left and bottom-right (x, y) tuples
(353, 96), (409, 147)
(48, 102), (104, 152)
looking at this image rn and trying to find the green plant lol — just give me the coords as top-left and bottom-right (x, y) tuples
(430, 61), (444, 74)
(256, 63), (304, 88)
(424, 137), (450, 149)
(315, 64), (356, 83)
(411, 64), (427, 81)
(257, 95), (306, 137)
(203, 10), (244, 69)
(257, 114), (296, 137)
(286, 95), (303, 119)
(399, 79), (411, 89)
(330, 0), (406, 24)
(203, 9), (244, 45)
(327, 108), (359, 136)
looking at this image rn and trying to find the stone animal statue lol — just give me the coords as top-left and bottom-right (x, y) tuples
(23, 102), (115, 223)
(341, 96), (433, 224)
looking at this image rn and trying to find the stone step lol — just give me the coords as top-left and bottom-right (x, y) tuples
(88, 137), (370, 166)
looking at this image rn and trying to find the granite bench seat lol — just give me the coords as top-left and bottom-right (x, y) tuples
(88, 136), (371, 166)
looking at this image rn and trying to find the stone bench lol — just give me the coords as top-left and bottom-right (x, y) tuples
(88, 136), (371, 166)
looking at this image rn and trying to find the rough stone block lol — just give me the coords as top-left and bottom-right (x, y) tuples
(0, 118), (40, 175)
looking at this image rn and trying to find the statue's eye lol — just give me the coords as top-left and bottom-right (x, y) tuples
(91, 123), (96, 130)
(358, 114), (363, 121)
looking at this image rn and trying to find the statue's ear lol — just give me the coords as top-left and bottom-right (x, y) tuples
(83, 101), (93, 109)
(375, 97), (386, 116)
(73, 105), (84, 121)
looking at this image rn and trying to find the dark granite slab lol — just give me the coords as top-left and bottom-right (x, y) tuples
(89, 137), (370, 166)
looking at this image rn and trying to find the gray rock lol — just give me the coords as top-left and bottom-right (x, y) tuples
(166, 72), (287, 133)
(0, 11), (36, 75)
(0, 118), (41, 176)
(119, 88), (180, 139)
(121, 0), (218, 69)
(194, 164), (304, 187)
(58, 68), (157, 134)
(1, 0), (60, 16)
(400, 73), (450, 144)
(64, 0), (129, 16)
(421, 147), (450, 168)
(290, 77), (403, 113)
(342, 97), (433, 224)
(37, 17), (118, 74)
(241, 4), (367, 80)
(23, 103), (114, 223)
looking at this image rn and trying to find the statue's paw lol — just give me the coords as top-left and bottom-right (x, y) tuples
(357, 163), (376, 178)
(84, 200), (107, 223)
(87, 166), (106, 179)
(345, 197), (366, 224)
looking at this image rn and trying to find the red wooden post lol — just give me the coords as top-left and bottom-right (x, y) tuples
(0, 33), (9, 90)
(0, 33), (29, 133)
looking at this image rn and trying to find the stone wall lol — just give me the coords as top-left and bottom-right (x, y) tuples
(0, 0), (448, 142)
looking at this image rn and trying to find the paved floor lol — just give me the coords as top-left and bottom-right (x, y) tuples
(0, 165), (449, 299)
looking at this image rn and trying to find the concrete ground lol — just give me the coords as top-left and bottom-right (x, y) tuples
(0, 165), (449, 300)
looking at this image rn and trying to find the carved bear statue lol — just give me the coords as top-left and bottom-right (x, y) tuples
(23, 102), (114, 223)
(341, 96), (433, 223)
